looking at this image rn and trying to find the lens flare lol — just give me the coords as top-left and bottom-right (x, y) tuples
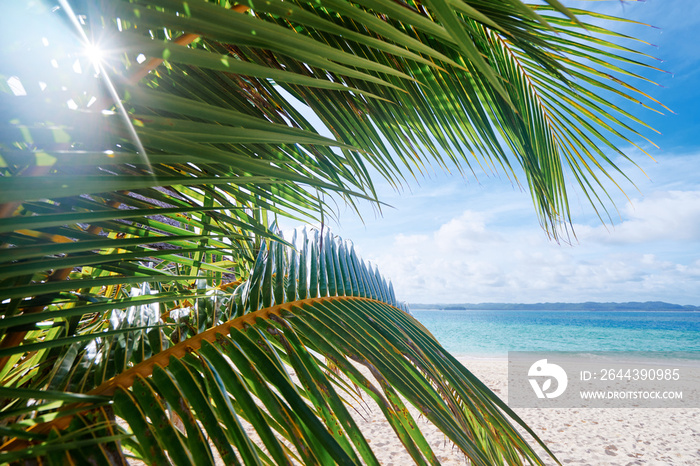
(84, 42), (103, 68)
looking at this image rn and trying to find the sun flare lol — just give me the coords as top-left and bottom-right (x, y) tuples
(83, 42), (103, 69)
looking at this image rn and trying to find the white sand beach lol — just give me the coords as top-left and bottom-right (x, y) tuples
(349, 357), (700, 465)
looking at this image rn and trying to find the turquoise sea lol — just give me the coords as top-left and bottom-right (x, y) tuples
(412, 310), (700, 358)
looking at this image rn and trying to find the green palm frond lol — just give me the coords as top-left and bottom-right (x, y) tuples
(3, 0), (662, 237)
(2, 232), (554, 465)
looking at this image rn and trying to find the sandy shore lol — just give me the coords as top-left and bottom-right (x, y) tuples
(348, 357), (700, 465)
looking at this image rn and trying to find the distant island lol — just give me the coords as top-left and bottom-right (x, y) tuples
(410, 301), (700, 312)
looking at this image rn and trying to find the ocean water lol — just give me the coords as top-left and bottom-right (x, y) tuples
(412, 310), (700, 357)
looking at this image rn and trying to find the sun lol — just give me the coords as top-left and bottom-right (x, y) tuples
(84, 42), (103, 70)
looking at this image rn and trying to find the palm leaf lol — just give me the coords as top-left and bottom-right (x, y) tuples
(2, 232), (555, 465)
(2, 0), (662, 237)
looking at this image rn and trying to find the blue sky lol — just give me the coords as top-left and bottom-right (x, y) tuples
(278, 1), (700, 305)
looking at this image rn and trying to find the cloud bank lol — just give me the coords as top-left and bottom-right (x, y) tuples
(362, 189), (700, 305)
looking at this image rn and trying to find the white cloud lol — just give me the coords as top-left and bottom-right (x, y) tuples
(575, 190), (700, 243)
(432, 211), (503, 252)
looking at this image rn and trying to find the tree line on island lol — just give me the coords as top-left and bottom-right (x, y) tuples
(411, 302), (700, 312)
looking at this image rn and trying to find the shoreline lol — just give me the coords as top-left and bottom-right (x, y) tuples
(451, 351), (700, 364)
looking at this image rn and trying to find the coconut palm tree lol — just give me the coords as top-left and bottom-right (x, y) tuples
(0, 0), (662, 464)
